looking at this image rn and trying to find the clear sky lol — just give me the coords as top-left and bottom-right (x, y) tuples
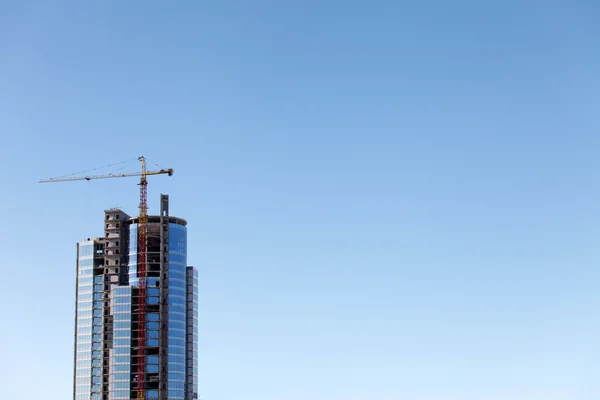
(1, 1), (599, 399)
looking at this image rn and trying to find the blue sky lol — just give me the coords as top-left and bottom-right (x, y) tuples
(1, 1), (600, 399)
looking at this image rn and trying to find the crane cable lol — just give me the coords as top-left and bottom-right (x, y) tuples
(49, 158), (139, 180)
(107, 159), (138, 176)
(144, 157), (166, 171)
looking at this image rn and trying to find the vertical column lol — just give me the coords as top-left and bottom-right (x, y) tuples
(74, 241), (95, 400)
(111, 286), (132, 400)
(185, 267), (198, 400)
(73, 243), (80, 400)
(104, 209), (129, 399)
(159, 195), (170, 400)
(92, 241), (104, 400)
(167, 221), (187, 400)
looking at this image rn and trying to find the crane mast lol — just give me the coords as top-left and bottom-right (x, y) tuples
(40, 156), (172, 400)
(137, 157), (148, 400)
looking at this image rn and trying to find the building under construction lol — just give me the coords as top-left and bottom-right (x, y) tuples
(73, 194), (198, 400)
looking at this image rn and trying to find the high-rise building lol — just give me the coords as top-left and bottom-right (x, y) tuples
(73, 194), (198, 400)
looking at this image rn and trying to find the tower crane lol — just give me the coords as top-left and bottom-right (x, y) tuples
(40, 156), (173, 400)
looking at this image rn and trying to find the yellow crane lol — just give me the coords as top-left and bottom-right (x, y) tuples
(40, 156), (173, 400)
(39, 156), (173, 183)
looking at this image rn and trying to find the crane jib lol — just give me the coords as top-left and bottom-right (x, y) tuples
(39, 169), (173, 183)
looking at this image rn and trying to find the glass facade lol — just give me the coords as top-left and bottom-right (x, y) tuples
(128, 226), (139, 287)
(186, 267), (199, 399)
(91, 271), (103, 400)
(75, 242), (94, 400)
(168, 223), (187, 400)
(111, 286), (131, 400)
